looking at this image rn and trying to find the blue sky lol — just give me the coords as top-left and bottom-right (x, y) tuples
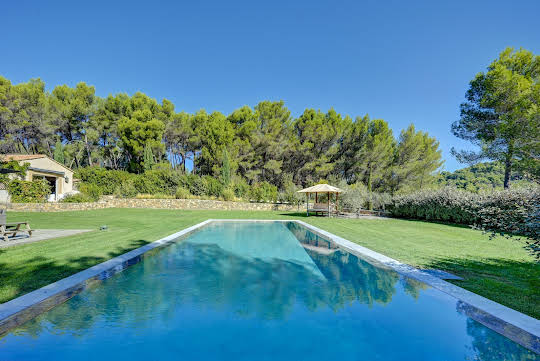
(2, 0), (539, 171)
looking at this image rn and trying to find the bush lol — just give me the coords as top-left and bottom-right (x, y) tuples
(390, 187), (479, 224)
(75, 167), (134, 195)
(341, 183), (369, 211)
(175, 186), (191, 199)
(475, 187), (540, 245)
(133, 169), (181, 195)
(8, 179), (51, 203)
(221, 187), (235, 201)
(203, 175), (223, 198)
(61, 193), (95, 203)
(186, 175), (207, 196)
(389, 187), (540, 249)
(232, 177), (249, 199)
(114, 179), (138, 198)
(78, 183), (103, 201)
(249, 182), (278, 202)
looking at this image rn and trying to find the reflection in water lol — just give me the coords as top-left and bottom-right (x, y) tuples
(1, 222), (537, 360)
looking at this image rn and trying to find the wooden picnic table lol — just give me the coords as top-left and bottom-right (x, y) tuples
(1, 221), (34, 242)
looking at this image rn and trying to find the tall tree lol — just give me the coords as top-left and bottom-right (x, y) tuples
(0, 78), (55, 155)
(253, 100), (292, 185)
(228, 105), (260, 182)
(358, 118), (395, 208)
(117, 92), (168, 172)
(192, 110), (235, 175)
(92, 94), (130, 169)
(337, 115), (369, 183)
(289, 108), (348, 186)
(452, 47), (540, 188)
(50, 82), (97, 167)
(392, 124), (443, 193)
(163, 111), (196, 172)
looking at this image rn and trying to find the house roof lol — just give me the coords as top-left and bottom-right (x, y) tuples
(0, 154), (47, 161)
(297, 184), (343, 193)
(0, 154), (73, 173)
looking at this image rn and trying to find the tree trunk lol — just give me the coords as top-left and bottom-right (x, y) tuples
(503, 141), (514, 189)
(84, 132), (92, 166)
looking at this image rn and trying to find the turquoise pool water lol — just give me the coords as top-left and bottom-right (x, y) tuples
(0, 221), (536, 360)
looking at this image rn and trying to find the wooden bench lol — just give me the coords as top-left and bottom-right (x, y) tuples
(307, 203), (335, 216)
(1, 221), (34, 242)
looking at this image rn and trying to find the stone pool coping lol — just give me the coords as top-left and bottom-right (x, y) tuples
(0, 219), (538, 354)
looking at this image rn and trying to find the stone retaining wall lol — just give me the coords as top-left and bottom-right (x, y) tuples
(7, 198), (300, 212)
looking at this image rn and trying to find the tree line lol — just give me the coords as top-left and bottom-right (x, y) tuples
(0, 76), (443, 194)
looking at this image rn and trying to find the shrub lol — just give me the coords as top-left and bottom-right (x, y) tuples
(61, 193), (95, 203)
(8, 179), (51, 203)
(475, 187), (540, 245)
(221, 187), (235, 201)
(187, 175), (207, 196)
(175, 186), (191, 199)
(203, 175), (223, 197)
(249, 182), (278, 202)
(390, 187), (479, 224)
(75, 167), (134, 195)
(114, 179), (138, 198)
(232, 177), (249, 199)
(78, 183), (103, 201)
(278, 180), (303, 205)
(133, 169), (181, 195)
(340, 183), (369, 211)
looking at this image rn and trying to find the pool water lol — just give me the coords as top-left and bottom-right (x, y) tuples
(0, 222), (536, 360)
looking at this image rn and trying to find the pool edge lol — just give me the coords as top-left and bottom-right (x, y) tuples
(0, 218), (538, 354)
(293, 220), (540, 354)
(0, 219), (213, 337)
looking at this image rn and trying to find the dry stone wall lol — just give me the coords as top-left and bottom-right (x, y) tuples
(7, 198), (299, 212)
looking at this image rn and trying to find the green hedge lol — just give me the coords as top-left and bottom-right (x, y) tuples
(73, 167), (280, 202)
(390, 187), (540, 246)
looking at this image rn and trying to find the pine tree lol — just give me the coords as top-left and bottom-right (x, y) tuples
(53, 140), (64, 164)
(143, 142), (154, 172)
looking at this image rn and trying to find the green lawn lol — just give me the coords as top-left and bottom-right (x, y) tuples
(2, 208), (539, 319)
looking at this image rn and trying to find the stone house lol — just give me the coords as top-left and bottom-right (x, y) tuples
(0, 154), (75, 201)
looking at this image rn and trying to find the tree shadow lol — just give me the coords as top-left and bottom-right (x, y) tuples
(0, 239), (152, 304)
(423, 256), (539, 319)
(278, 212), (310, 218)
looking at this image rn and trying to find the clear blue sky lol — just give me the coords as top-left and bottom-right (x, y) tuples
(2, 0), (539, 171)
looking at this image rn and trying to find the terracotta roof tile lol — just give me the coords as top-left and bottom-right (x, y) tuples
(0, 154), (46, 161)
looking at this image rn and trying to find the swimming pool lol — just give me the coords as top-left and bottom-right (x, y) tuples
(0, 221), (537, 360)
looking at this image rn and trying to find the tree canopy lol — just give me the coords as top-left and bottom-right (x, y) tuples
(0, 74), (446, 194)
(452, 47), (540, 188)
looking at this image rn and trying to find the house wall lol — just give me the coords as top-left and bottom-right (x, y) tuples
(20, 158), (74, 194)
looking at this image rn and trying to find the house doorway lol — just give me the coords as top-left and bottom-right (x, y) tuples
(32, 175), (58, 201)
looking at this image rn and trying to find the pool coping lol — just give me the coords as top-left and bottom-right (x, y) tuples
(0, 218), (538, 354)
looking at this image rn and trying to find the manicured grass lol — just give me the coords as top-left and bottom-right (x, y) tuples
(2, 209), (539, 319)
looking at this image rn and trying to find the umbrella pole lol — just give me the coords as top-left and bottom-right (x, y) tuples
(306, 193), (309, 217)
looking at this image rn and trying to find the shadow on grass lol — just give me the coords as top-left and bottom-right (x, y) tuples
(423, 256), (540, 319)
(0, 239), (151, 304)
(278, 212), (309, 218)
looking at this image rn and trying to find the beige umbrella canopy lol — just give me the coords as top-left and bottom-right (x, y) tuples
(297, 184), (343, 217)
(297, 184), (343, 193)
